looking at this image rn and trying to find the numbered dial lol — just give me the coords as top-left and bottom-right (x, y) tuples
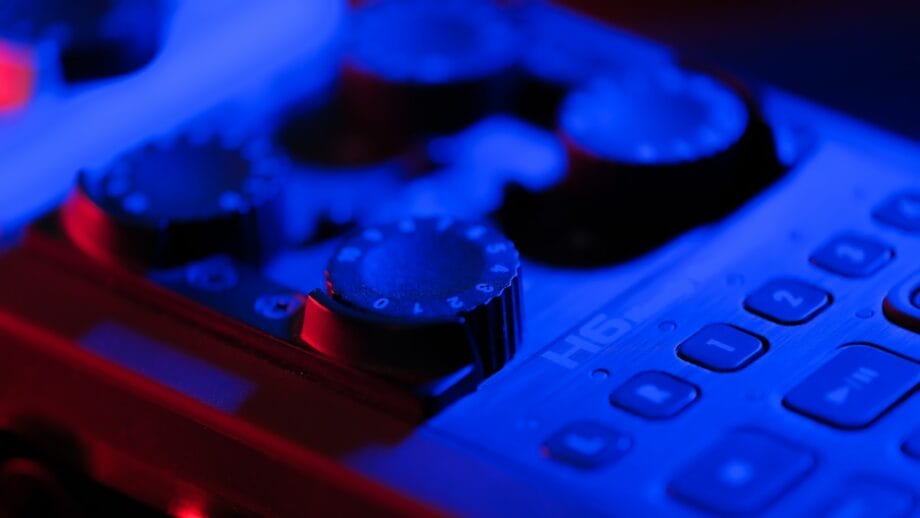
(499, 66), (782, 266)
(0, 0), (163, 83)
(61, 138), (286, 269)
(345, 0), (518, 135)
(561, 70), (748, 165)
(302, 217), (522, 382)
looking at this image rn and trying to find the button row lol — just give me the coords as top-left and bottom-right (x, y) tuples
(539, 191), (920, 514)
(544, 426), (918, 515)
(612, 340), (918, 432)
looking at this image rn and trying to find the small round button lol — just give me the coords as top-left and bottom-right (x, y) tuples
(61, 137), (287, 269)
(301, 217), (522, 382)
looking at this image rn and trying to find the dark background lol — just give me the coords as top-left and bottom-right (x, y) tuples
(564, 1), (920, 140)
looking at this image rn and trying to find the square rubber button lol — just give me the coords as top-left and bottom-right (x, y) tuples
(818, 479), (916, 518)
(810, 234), (893, 278)
(542, 421), (632, 469)
(784, 345), (920, 429)
(744, 279), (831, 325)
(874, 192), (920, 233)
(610, 371), (699, 419)
(678, 324), (766, 372)
(669, 430), (815, 515)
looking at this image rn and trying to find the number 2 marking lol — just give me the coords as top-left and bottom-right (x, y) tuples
(773, 290), (803, 307)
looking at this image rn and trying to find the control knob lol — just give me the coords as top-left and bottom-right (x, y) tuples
(301, 217), (522, 383)
(499, 66), (783, 266)
(61, 137), (286, 269)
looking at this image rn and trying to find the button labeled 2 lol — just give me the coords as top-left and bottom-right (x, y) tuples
(744, 279), (831, 325)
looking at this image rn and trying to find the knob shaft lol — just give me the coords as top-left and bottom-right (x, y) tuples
(301, 217), (522, 383)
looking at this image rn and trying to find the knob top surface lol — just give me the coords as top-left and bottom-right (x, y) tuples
(349, 0), (517, 85)
(327, 217), (519, 320)
(84, 138), (282, 225)
(560, 68), (749, 166)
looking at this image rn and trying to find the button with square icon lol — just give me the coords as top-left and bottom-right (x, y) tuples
(609, 371), (699, 419)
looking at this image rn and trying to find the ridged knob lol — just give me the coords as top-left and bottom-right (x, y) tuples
(499, 66), (782, 266)
(301, 217), (522, 383)
(61, 137), (286, 269)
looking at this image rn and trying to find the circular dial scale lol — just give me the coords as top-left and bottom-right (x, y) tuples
(499, 65), (781, 266)
(327, 218), (518, 320)
(62, 138), (286, 268)
(303, 217), (522, 382)
(88, 140), (279, 223)
(560, 69), (749, 165)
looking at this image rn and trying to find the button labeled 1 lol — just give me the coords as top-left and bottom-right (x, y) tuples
(678, 324), (766, 372)
(744, 279), (831, 325)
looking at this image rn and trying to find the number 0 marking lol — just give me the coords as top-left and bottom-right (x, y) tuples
(374, 298), (390, 309)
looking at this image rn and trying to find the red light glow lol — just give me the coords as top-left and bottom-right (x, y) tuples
(170, 500), (209, 518)
(0, 39), (35, 113)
